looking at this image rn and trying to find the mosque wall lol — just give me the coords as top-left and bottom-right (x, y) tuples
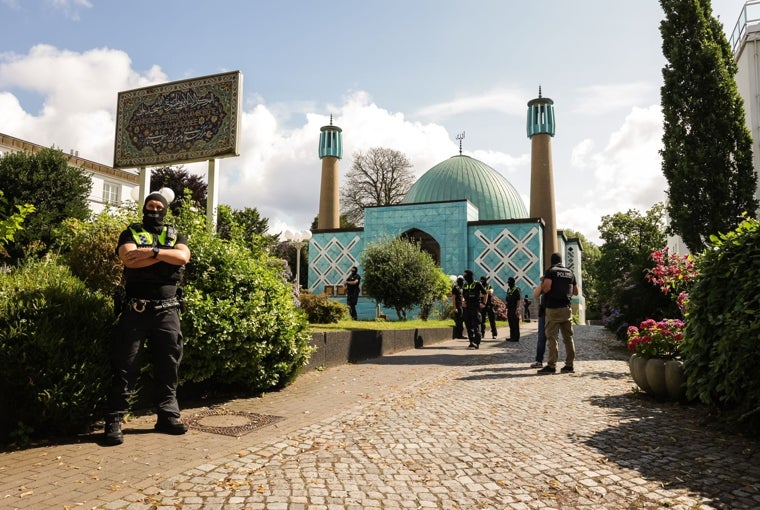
(467, 221), (543, 299)
(306, 208), (585, 322)
(308, 230), (364, 296)
(364, 200), (473, 275)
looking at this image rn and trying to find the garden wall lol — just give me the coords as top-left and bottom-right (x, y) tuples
(305, 327), (452, 371)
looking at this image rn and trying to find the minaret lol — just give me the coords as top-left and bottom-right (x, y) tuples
(527, 87), (558, 269)
(317, 115), (343, 229)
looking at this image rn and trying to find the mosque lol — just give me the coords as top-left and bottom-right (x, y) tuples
(306, 90), (585, 322)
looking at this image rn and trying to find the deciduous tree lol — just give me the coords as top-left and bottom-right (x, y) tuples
(596, 203), (677, 336)
(340, 147), (414, 225)
(150, 166), (208, 214)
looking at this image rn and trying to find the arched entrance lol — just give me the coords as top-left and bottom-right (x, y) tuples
(401, 228), (441, 265)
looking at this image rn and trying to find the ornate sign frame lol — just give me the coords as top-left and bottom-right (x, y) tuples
(113, 71), (242, 168)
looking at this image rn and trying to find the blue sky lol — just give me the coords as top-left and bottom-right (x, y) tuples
(0, 0), (749, 243)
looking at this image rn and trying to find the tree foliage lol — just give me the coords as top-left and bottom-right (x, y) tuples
(217, 204), (278, 253)
(54, 206), (136, 294)
(659, 0), (758, 252)
(0, 190), (35, 251)
(361, 236), (449, 320)
(150, 166), (208, 214)
(596, 204), (677, 337)
(170, 201), (312, 390)
(0, 148), (91, 261)
(310, 214), (357, 231)
(340, 147), (414, 225)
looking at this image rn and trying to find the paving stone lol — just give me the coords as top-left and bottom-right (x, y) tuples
(1, 325), (759, 508)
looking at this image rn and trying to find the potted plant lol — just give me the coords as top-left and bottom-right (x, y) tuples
(626, 248), (697, 400)
(627, 318), (686, 400)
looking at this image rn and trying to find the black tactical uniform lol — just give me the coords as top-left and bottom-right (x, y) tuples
(461, 270), (486, 349)
(104, 191), (189, 445)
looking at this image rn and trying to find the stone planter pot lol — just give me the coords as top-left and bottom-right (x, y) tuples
(664, 359), (686, 400)
(629, 354), (685, 401)
(629, 353), (652, 394)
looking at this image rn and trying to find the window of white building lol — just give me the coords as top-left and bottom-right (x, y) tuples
(103, 181), (120, 204)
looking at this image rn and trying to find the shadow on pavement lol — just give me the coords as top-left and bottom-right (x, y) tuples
(585, 393), (760, 509)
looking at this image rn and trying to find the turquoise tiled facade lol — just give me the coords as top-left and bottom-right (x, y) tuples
(306, 116), (584, 320)
(307, 199), (561, 317)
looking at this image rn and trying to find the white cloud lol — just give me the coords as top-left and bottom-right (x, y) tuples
(571, 82), (658, 115)
(0, 44), (668, 245)
(561, 104), (665, 243)
(47, 0), (92, 20)
(415, 88), (529, 119)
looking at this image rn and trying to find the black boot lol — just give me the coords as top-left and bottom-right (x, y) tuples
(103, 418), (123, 446)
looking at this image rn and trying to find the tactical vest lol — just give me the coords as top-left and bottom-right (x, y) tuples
(462, 282), (482, 306)
(128, 224), (178, 248)
(123, 224), (183, 289)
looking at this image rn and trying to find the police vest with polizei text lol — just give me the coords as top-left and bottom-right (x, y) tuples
(128, 224), (178, 248)
(124, 224), (183, 287)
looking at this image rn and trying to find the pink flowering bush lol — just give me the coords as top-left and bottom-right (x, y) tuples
(627, 248), (695, 359)
(627, 318), (685, 359)
(645, 248), (698, 317)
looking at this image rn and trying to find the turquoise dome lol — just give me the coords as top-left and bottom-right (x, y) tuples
(401, 155), (527, 220)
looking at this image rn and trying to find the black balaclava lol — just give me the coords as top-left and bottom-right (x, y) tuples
(142, 191), (169, 233)
(463, 270), (474, 284)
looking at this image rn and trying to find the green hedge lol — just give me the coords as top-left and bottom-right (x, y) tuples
(0, 259), (112, 444)
(178, 224), (313, 389)
(683, 217), (760, 430)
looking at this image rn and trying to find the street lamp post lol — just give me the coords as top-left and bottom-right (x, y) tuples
(283, 229), (312, 293)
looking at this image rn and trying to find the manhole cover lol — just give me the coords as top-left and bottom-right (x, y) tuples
(185, 408), (283, 437)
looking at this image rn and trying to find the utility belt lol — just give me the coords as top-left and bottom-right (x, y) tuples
(125, 296), (180, 313)
(113, 286), (185, 315)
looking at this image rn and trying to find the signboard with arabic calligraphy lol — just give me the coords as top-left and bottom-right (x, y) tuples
(113, 71), (242, 168)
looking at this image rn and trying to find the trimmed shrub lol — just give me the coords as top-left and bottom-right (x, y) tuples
(299, 292), (348, 323)
(174, 207), (313, 390)
(0, 258), (112, 444)
(683, 217), (760, 430)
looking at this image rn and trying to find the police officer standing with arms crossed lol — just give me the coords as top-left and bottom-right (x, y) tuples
(103, 188), (191, 446)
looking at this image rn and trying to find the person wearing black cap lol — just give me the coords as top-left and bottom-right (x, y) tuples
(103, 188), (191, 446)
(537, 252), (579, 374)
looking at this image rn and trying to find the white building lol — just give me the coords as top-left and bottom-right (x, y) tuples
(0, 132), (138, 214)
(729, 0), (760, 203)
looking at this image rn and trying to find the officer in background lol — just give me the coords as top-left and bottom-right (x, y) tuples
(461, 269), (487, 350)
(345, 266), (361, 320)
(505, 276), (521, 342)
(103, 188), (191, 446)
(451, 276), (465, 339)
(479, 276), (498, 339)
(537, 252), (579, 374)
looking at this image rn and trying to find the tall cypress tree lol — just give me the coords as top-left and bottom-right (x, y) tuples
(660, 0), (758, 252)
